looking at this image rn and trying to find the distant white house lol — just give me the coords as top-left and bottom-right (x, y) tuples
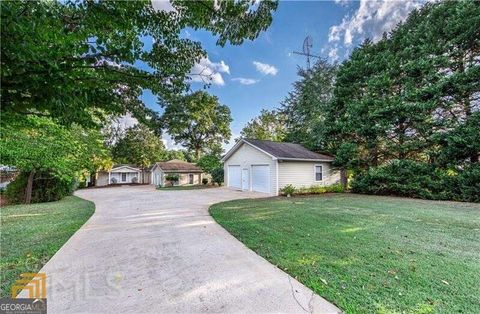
(95, 160), (204, 187)
(221, 139), (340, 195)
(96, 164), (147, 186)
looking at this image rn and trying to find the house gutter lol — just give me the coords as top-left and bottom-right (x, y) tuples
(278, 158), (333, 162)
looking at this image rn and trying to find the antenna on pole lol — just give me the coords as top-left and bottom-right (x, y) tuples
(293, 36), (320, 69)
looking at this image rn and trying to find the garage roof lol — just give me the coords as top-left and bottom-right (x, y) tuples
(222, 139), (334, 162)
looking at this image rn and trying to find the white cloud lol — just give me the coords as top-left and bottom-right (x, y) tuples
(231, 77), (259, 85)
(334, 0), (350, 7)
(190, 57), (230, 86)
(151, 0), (176, 13)
(117, 113), (138, 129)
(328, 48), (339, 62)
(328, 0), (422, 46)
(253, 61), (278, 76)
(162, 134), (183, 150)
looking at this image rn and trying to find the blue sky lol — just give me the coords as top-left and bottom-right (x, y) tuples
(142, 0), (423, 150)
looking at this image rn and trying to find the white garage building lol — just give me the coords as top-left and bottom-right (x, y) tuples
(222, 139), (340, 195)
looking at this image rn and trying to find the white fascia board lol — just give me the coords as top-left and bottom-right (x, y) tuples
(221, 139), (278, 162)
(278, 158), (333, 162)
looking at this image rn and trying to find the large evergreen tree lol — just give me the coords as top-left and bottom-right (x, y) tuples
(280, 0), (479, 199)
(281, 60), (337, 149)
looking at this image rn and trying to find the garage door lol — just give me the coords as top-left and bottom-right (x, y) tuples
(252, 165), (270, 193)
(228, 165), (241, 189)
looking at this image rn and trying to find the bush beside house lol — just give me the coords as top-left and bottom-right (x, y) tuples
(280, 183), (345, 196)
(164, 173), (180, 186)
(211, 168), (224, 186)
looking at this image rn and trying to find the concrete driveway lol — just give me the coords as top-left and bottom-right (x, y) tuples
(32, 185), (340, 313)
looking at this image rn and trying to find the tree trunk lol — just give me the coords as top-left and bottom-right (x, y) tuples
(340, 168), (348, 190)
(89, 173), (96, 187)
(195, 148), (201, 161)
(24, 169), (35, 204)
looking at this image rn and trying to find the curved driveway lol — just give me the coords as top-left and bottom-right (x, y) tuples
(36, 185), (340, 313)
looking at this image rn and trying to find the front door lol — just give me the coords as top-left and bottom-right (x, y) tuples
(242, 168), (250, 191)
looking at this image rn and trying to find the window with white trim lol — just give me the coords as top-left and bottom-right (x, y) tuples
(314, 165), (323, 181)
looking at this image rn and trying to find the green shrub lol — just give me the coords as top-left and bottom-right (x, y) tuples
(196, 154), (221, 174)
(165, 173), (179, 186)
(202, 178), (209, 185)
(280, 184), (296, 196)
(325, 184), (345, 193)
(350, 160), (480, 202)
(454, 164), (480, 203)
(5, 171), (74, 204)
(211, 168), (224, 185)
(281, 183), (344, 196)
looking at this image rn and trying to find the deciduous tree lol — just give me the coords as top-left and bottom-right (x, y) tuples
(162, 91), (232, 159)
(1, 0), (278, 127)
(1, 115), (110, 203)
(240, 109), (286, 141)
(112, 124), (166, 167)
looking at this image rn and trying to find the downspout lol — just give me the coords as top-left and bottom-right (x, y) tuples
(275, 159), (279, 196)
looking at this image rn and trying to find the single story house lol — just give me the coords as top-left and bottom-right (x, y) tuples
(96, 164), (150, 186)
(150, 160), (204, 186)
(222, 138), (340, 195)
(95, 160), (204, 187)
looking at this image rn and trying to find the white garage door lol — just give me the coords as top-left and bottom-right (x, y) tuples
(228, 165), (241, 189)
(252, 165), (270, 193)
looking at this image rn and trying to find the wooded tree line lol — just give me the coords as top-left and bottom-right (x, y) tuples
(245, 0), (479, 202)
(1, 0), (277, 203)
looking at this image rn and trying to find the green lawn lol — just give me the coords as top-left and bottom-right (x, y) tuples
(0, 196), (94, 297)
(210, 194), (480, 314)
(157, 185), (219, 191)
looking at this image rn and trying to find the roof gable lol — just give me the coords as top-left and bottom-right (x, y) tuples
(222, 139), (334, 162)
(111, 165), (141, 172)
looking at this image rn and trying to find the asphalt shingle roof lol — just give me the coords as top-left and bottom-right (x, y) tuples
(244, 139), (334, 161)
(154, 160), (203, 172)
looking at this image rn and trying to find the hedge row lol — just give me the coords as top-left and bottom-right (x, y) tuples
(351, 160), (480, 203)
(280, 183), (345, 196)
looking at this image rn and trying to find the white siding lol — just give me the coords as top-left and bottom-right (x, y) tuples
(151, 167), (164, 186)
(110, 172), (139, 184)
(278, 161), (340, 189)
(151, 167), (202, 186)
(223, 142), (277, 195)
